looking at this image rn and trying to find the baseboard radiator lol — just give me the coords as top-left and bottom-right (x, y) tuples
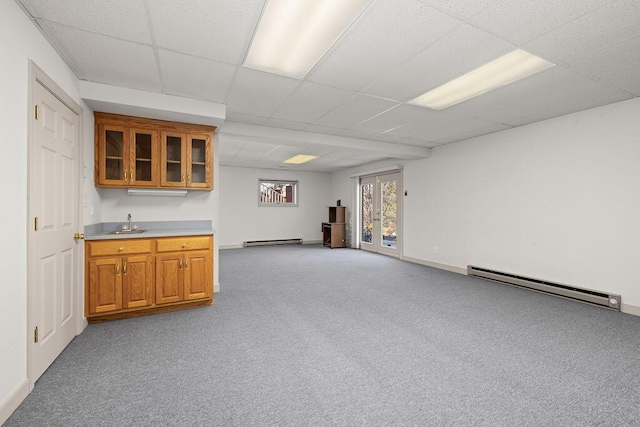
(467, 265), (621, 311)
(243, 238), (302, 247)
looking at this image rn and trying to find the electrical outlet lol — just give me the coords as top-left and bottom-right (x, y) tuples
(433, 246), (439, 254)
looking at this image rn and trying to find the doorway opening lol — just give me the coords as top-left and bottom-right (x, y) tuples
(359, 171), (402, 258)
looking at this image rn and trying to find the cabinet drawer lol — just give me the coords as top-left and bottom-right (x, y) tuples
(87, 239), (152, 256)
(156, 236), (212, 252)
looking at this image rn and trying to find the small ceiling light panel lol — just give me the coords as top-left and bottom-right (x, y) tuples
(244, 0), (372, 78)
(284, 154), (319, 164)
(410, 49), (554, 110)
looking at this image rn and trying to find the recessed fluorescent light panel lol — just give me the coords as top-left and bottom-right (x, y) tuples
(244, 0), (372, 78)
(284, 154), (318, 164)
(410, 49), (554, 110)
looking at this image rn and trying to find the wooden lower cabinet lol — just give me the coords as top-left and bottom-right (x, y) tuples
(88, 257), (122, 314)
(85, 235), (213, 322)
(123, 255), (154, 309)
(156, 253), (185, 304)
(185, 250), (213, 300)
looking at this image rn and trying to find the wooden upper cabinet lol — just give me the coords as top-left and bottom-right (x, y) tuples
(187, 134), (212, 189)
(97, 124), (129, 186)
(95, 112), (214, 190)
(160, 131), (186, 187)
(131, 128), (159, 186)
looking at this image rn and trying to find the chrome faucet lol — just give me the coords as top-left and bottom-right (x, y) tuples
(127, 213), (132, 231)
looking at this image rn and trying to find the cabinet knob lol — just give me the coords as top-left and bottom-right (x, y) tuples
(118, 247), (124, 252)
(181, 243), (186, 248)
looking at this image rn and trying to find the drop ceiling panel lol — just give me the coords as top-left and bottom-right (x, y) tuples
(525, 0), (640, 64)
(308, 0), (461, 91)
(240, 141), (282, 154)
(264, 118), (309, 131)
(568, 35), (640, 96)
(424, 120), (512, 144)
(225, 67), (302, 117)
(223, 113), (269, 127)
(313, 94), (398, 129)
(415, 0), (493, 20)
(231, 150), (271, 162)
(148, 0), (263, 64)
(271, 83), (353, 124)
(218, 136), (249, 149)
(363, 24), (515, 101)
(158, 50), (236, 103)
(218, 148), (241, 161)
(468, 0), (612, 44)
(353, 104), (457, 137)
(20, 0), (151, 44)
(43, 23), (161, 92)
(448, 66), (633, 125)
(15, 0), (640, 173)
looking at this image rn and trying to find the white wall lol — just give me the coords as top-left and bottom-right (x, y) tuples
(0, 0), (97, 419)
(219, 166), (332, 247)
(332, 97), (640, 312)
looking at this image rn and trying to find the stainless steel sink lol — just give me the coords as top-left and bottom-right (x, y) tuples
(109, 229), (146, 235)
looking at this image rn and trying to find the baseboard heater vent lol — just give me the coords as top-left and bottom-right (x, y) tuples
(243, 238), (303, 248)
(467, 265), (621, 311)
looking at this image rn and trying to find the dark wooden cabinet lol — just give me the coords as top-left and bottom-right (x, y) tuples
(322, 206), (346, 248)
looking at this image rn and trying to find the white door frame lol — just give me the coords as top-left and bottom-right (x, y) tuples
(27, 61), (86, 391)
(356, 169), (403, 259)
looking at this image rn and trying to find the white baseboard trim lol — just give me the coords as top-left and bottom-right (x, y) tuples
(621, 303), (640, 316)
(220, 240), (322, 250)
(0, 379), (28, 425)
(403, 256), (467, 275)
(214, 282), (220, 293)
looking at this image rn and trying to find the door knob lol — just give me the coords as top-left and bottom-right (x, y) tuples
(73, 233), (85, 240)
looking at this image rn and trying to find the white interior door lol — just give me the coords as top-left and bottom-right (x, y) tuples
(360, 171), (402, 257)
(30, 80), (80, 383)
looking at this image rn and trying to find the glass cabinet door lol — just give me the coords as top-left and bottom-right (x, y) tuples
(131, 129), (158, 186)
(99, 124), (127, 185)
(161, 132), (185, 187)
(187, 135), (209, 188)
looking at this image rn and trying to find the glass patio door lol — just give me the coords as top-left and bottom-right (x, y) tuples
(360, 171), (401, 257)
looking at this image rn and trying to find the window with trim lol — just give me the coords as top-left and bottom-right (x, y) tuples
(259, 179), (298, 206)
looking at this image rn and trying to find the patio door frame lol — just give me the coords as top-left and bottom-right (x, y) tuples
(358, 170), (403, 258)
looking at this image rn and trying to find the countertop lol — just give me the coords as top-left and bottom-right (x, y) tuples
(85, 220), (214, 241)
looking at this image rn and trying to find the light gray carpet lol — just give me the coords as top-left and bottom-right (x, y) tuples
(6, 245), (640, 426)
